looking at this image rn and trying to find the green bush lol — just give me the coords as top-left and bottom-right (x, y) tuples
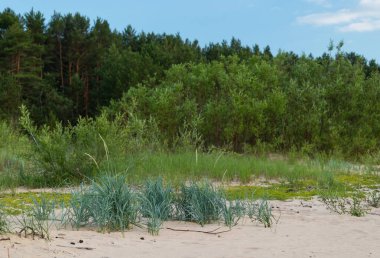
(19, 106), (131, 185)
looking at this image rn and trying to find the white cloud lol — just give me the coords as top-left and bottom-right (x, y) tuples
(306, 0), (332, 8)
(299, 0), (380, 32)
(340, 20), (380, 32)
(298, 10), (360, 25)
(359, 0), (380, 9)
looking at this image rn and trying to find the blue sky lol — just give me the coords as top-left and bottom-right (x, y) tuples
(2, 0), (380, 61)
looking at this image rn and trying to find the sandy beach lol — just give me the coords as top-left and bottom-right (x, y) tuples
(1, 198), (379, 258)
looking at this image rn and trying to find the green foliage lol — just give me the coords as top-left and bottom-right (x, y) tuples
(0, 121), (29, 189)
(18, 105), (131, 185)
(0, 74), (22, 122)
(2, 8), (380, 190)
(1, 8), (380, 161)
(104, 51), (380, 157)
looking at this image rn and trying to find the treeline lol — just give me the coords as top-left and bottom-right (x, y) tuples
(1, 8), (380, 158)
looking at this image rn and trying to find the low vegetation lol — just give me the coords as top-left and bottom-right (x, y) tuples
(0, 205), (8, 234)
(1, 108), (379, 190)
(139, 178), (173, 235)
(320, 191), (371, 217)
(0, 7), (379, 241)
(0, 177), (282, 238)
(16, 196), (56, 239)
(367, 190), (380, 208)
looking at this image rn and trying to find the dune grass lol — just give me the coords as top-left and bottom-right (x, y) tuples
(112, 150), (378, 187)
(0, 173), (378, 238)
(123, 151), (326, 184)
(0, 177), (281, 236)
(0, 150), (379, 204)
(139, 178), (173, 235)
(1, 114), (379, 190)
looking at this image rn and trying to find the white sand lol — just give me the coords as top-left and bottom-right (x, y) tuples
(1, 198), (379, 258)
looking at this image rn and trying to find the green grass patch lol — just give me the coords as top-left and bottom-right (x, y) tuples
(336, 174), (380, 189)
(0, 192), (71, 215)
(122, 151), (348, 185)
(224, 178), (358, 201)
(225, 185), (320, 201)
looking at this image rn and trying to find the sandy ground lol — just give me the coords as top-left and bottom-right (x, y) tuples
(1, 198), (379, 258)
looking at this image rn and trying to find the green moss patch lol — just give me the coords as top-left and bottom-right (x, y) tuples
(225, 184), (320, 201)
(336, 174), (380, 189)
(0, 192), (71, 215)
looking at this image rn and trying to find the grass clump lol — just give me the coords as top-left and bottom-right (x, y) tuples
(68, 186), (91, 230)
(69, 175), (138, 233)
(221, 199), (245, 228)
(15, 196), (57, 239)
(139, 178), (173, 235)
(253, 199), (275, 228)
(0, 177), (282, 236)
(175, 181), (224, 226)
(88, 175), (138, 232)
(172, 181), (277, 228)
(243, 196), (275, 228)
(31, 196), (56, 221)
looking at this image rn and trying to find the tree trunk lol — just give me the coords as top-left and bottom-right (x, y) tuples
(68, 62), (72, 85)
(76, 58), (80, 74)
(83, 72), (89, 116)
(58, 38), (64, 90)
(16, 53), (20, 74)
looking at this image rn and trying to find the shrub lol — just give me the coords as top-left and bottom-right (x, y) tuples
(19, 105), (130, 185)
